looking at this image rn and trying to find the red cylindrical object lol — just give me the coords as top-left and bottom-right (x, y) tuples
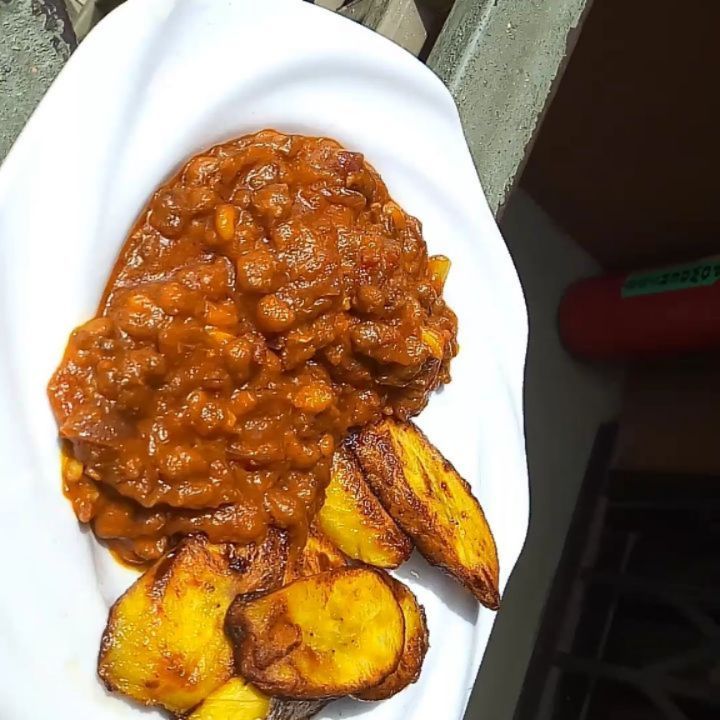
(559, 256), (720, 361)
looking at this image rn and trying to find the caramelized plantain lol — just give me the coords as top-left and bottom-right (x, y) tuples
(316, 445), (411, 568)
(284, 524), (348, 584)
(350, 420), (500, 609)
(99, 531), (288, 713)
(187, 678), (326, 720)
(227, 567), (405, 699)
(188, 677), (270, 720)
(356, 576), (429, 700)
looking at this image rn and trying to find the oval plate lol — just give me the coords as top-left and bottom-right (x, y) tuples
(0, 1), (529, 718)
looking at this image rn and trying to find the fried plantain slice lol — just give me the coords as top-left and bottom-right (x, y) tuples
(316, 445), (411, 568)
(355, 575), (429, 701)
(350, 420), (500, 609)
(99, 531), (288, 713)
(284, 524), (348, 584)
(227, 567), (405, 699)
(188, 677), (270, 720)
(187, 678), (327, 720)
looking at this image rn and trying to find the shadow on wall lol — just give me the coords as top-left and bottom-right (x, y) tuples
(464, 190), (622, 720)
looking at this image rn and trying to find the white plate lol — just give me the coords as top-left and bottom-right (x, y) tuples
(0, 1), (529, 718)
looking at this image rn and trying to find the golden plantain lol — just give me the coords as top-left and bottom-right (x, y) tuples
(316, 445), (411, 568)
(284, 524), (348, 584)
(350, 420), (500, 609)
(355, 575), (429, 701)
(99, 531), (288, 713)
(226, 567), (405, 699)
(187, 678), (326, 720)
(188, 677), (270, 720)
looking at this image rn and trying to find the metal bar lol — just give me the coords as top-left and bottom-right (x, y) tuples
(644, 645), (720, 677)
(513, 424), (617, 720)
(583, 570), (720, 617)
(577, 532), (637, 720)
(555, 652), (720, 709)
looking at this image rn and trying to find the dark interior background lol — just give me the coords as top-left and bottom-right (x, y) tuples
(518, 0), (720, 477)
(522, 0), (720, 272)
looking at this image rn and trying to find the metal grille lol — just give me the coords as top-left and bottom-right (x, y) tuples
(516, 425), (720, 720)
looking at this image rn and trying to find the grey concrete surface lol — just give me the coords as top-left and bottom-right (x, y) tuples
(428, 0), (591, 216)
(0, 0), (75, 160)
(463, 190), (622, 719)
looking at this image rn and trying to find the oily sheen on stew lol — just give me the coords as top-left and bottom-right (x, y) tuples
(48, 130), (458, 565)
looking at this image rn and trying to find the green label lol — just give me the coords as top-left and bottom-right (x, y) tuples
(622, 257), (720, 298)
